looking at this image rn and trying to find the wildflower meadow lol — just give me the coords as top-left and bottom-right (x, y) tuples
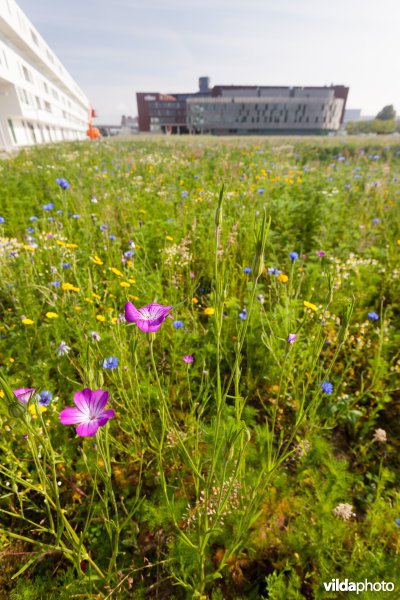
(0, 136), (400, 599)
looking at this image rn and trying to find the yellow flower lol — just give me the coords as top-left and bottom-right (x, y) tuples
(96, 315), (106, 322)
(277, 273), (288, 283)
(84, 297), (94, 303)
(110, 267), (123, 277)
(55, 240), (66, 247)
(128, 294), (139, 300)
(45, 312), (58, 319)
(192, 297), (198, 304)
(73, 306), (81, 311)
(92, 293), (101, 299)
(204, 307), (215, 316)
(22, 245), (35, 251)
(166, 236), (174, 241)
(91, 256), (103, 265)
(21, 318), (34, 325)
(120, 281), (130, 287)
(65, 243), (78, 249)
(62, 283), (80, 292)
(0, 390), (4, 398)
(397, 240), (400, 246)
(111, 317), (118, 324)
(128, 279), (136, 284)
(29, 405), (47, 418)
(9, 357), (14, 363)
(304, 300), (318, 312)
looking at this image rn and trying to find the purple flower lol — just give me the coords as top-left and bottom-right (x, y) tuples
(372, 218), (380, 224)
(268, 267), (281, 276)
(183, 355), (194, 363)
(59, 388), (114, 437)
(51, 281), (61, 287)
(289, 252), (299, 261)
(316, 251), (326, 257)
(125, 301), (173, 333)
(55, 178), (70, 190)
(243, 267), (252, 274)
(239, 308), (248, 320)
(287, 333), (297, 343)
(102, 356), (119, 369)
(368, 312), (379, 321)
(109, 235), (116, 241)
(56, 341), (71, 357)
(13, 388), (36, 405)
(321, 381), (333, 395)
(90, 331), (101, 341)
(100, 224), (108, 232)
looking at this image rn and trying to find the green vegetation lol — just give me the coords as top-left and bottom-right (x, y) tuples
(0, 136), (399, 599)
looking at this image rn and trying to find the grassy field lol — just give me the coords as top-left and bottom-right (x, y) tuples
(0, 135), (400, 599)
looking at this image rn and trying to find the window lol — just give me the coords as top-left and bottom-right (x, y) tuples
(44, 101), (51, 112)
(7, 119), (17, 144)
(22, 65), (32, 83)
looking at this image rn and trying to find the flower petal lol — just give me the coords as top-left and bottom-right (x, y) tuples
(60, 407), (85, 425)
(88, 389), (109, 415)
(73, 389), (92, 415)
(76, 420), (100, 437)
(125, 302), (141, 323)
(135, 318), (164, 332)
(96, 409), (115, 426)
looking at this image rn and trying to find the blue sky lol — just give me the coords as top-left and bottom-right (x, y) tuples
(17, 0), (400, 124)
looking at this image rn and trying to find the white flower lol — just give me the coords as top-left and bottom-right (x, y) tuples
(56, 341), (71, 357)
(333, 503), (356, 520)
(373, 428), (387, 443)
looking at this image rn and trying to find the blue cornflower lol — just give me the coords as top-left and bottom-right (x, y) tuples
(289, 252), (299, 262)
(257, 188), (265, 194)
(55, 178), (70, 189)
(43, 203), (54, 211)
(372, 218), (380, 224)
(395, 519), (400, 527)
(124, 250), (134, 258)
(100, 224), (108, 232)
(48, 217), (55, 222)
(26, 227), (35, 233)
(109, 235), (116, 241)
(368, 312), (379, 321)
(243, 267), (252, 274)
(29, 216), (38, 222)
(181, 191), (188, 198)
(38, 390), (53, 406)
(239, 308), (248, 320)
(102, 356), (119, 370)
(0, 216), (4, 224)
(268, 267), (281, 276)
(72, 214), (80, 219)
(56, 209), (63, 215)
(51, 281), (61, 287)
(62, 262), (71, 269)
(321, 381), (333, 395)
(173, 320), (184, 329)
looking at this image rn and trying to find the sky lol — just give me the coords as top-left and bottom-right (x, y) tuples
(17, 0), (400, 124)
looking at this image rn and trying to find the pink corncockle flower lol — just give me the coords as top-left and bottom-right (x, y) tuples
(59, 388), (114, 437)
(316, 251), (326, 257)
(182, 355), (194, 363)
(124, 302), (173, 333)
(13, 388), (36, 405)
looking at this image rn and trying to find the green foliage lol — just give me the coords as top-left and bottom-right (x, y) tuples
(0, 136), (400, 598)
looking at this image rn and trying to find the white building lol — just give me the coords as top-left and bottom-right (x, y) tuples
(0, 0), (91, 150)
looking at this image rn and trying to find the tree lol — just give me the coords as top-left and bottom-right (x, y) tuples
(376, 105), (396, 121)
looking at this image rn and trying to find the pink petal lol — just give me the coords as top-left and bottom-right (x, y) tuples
(73, 389), (92, 414)
(76, 421), (100, 437)
(60, 407), (85, 425)
(135, 318), (164, 332)
(147, 303), (172, 318)
(97, 409), (115, 426)
(88, 389), (109, 416)
(13, 388), (36, 405)
(125, 302), (142, 323)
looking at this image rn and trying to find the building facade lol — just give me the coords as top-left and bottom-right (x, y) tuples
(137, 79), (349, 135)
(0, 0), (91, 150)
